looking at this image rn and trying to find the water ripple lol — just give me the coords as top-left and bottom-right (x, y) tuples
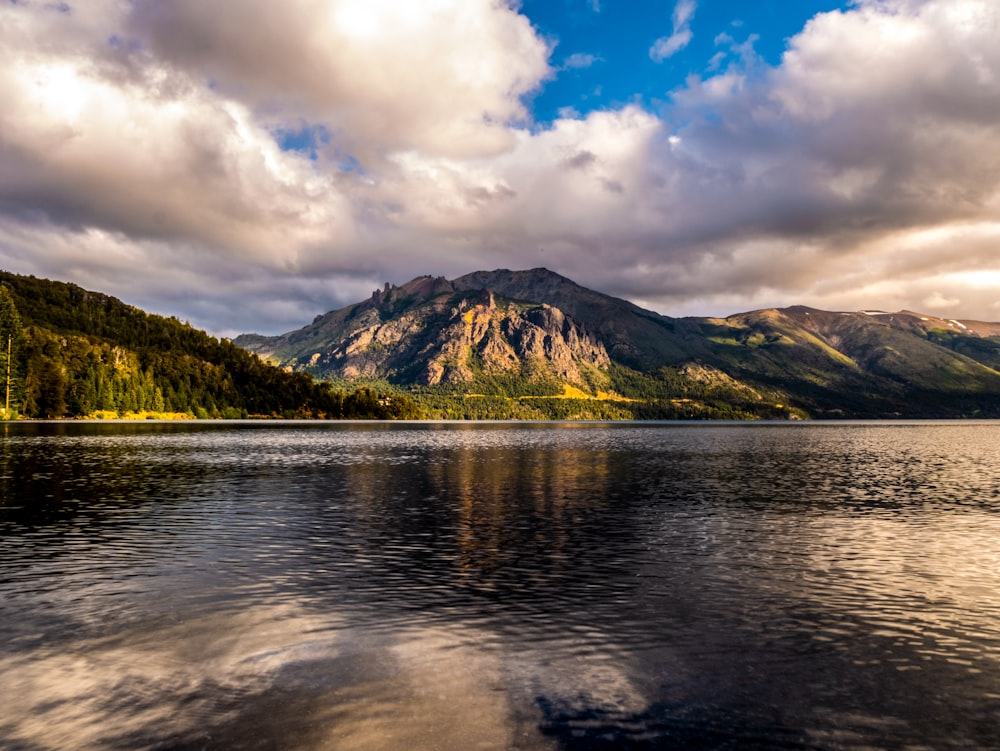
(2, 421), (1000, 749)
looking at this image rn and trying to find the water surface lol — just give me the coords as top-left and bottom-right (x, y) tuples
(2, 421), (999, 749)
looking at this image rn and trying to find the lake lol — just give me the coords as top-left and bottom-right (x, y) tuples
(1, 420), (999, 750)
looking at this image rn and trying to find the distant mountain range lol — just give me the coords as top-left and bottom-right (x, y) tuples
(236, 268), (1000, 419)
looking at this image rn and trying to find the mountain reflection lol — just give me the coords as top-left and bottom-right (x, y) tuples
(425, 445), (612, 584)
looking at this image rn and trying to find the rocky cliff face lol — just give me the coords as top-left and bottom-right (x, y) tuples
(415, 294), (609, 386)
(238, 275), (609, 387)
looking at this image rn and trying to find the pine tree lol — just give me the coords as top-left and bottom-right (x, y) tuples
(0, 285), (25, 418)
(27, 356), (67, 418)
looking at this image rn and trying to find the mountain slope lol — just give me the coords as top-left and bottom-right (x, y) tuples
(700, 306), (1000, 416)
(0, 270), (418, 419)
(780, 307), (1000, 391)
(237, 268), (1000, 418)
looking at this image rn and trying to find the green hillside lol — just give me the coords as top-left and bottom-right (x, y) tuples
(704, 307), (1000, 417)
(0, 271), (418, 420)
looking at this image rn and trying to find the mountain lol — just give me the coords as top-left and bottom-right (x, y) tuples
(697, 306), (1000, 416)
(236, 268), (720, 381)
(451, 269), (714, 369)
(236, 268), (1000, 419)
(237, 272), (612, 389)
(0, 270), (418, 419)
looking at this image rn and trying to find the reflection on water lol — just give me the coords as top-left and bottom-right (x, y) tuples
(2, 421), (1000, 750)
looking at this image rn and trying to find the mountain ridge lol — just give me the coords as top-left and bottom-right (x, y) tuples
(236, 268), (1000, 418)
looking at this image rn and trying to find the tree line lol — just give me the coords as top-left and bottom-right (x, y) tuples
(0, 273), (419, 420)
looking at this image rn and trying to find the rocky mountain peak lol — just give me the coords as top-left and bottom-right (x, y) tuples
(371, 275), (454, 308)
(239, 271), (611, 388)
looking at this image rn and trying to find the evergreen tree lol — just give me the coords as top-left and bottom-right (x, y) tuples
(24, 356), (67, 418)
(0, 285), (25, 418)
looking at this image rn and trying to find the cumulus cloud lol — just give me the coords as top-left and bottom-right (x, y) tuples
(650, 0), (697, 62)
(0, 0), (550, 332)
(1, 0), (1000, 335)
(622, 0), (1000, 317)
(124, 0), (549, 161)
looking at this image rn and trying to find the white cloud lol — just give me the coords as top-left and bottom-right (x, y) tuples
(123, 0), (550, 161)
(0, 0), (552, 331)
(2, 0), (1000, 334)
(650, 0), (697, 62)
(650, 29), (692, 62)
(673, 0), (697, 29)
(562, 53), (600, 70)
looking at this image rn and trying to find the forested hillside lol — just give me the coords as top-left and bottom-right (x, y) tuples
(0, 271), (419, 420)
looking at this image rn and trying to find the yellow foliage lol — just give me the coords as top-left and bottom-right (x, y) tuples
(461, 384), (637, 404)
(560, 384), (591, 399)
(123, 411), (194, 420)
(86, 410), (195, 420)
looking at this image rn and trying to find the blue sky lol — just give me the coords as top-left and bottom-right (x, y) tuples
(523, 0), (850, 123)
(1, 0), (999, 335)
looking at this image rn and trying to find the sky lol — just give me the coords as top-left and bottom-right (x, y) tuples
(2, 0), (999, 336)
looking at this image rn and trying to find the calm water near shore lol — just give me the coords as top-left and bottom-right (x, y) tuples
(2, 420), (999, 750)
